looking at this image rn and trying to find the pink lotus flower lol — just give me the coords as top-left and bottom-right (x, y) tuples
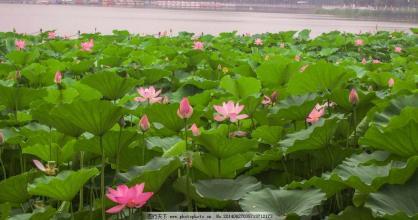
(32, 160), (58, 176)
(361, 58), (367, 65)
(349, 88), (359, 105)
(189, 123), (200, 136)
(54, 71), (62, 84)
(306, 104), (325, 124)
(15, 40), (25, 50)
(294, 55), (301, 62)
(177, 97), (193, 119)
(48, 31), (56, 39)
(372, 59), (381, 64)
(354, 39), (364, 46)
(388, 78), (395, 87)
(213, 101), (248, 123)
(134, 86), (163, 104)
(193, 41), (204, 50)
(80, 39), (94, 52)
(394, 46), (402, 53)
(139, 115), (150, 132)
(254, 38), (263, 46)
(245, 32), (251, 37)
(106, 183), (153, 214)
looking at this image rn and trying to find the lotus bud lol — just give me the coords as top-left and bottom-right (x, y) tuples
(54, 71), (62, 85)
(388, 78), (395, 88)
(349, 88), (359, 105)
(139, 115), (150, 132)
(177, 97), (193, 119)
(190, 123), (200, 136)
(118, 117), (126, 128)
(355, 39), (364, 46)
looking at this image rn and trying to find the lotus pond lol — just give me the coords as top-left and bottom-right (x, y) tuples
(0, 29), (417, 219)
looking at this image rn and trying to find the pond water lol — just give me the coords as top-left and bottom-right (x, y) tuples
(0, 4), (415, 36)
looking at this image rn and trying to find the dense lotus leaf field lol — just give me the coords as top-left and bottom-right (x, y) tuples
(0, 29), (417, 220)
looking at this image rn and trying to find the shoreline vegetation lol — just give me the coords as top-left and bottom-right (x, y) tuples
(316, 7), (418, 23)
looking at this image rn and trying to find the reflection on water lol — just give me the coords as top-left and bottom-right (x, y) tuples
(0, 4), (415, 36)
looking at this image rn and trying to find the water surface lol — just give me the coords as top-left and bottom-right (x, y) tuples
(0, 4), (415, 36)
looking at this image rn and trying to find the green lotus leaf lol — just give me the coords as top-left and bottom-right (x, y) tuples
(6, 50), (39, 67)
(138, 67), (171, 84)
(8, 206), (56, 220)
(144, 103), (184, 133)
(195, 127), (258, 158)
(279, 115), (342, 154)
(270, 93), (318, 121)
(119, 157), (181, 192)
(195, 175), (261, 201)
(145, 136), (182, 151)
(0, 85), (46, 111)
(68, 59), (94, 75)
(360, 120), (418, 157)
(365, 172), (418, 219)
(44, 87), (79, 104)
(76, 129), (138, 160)
(81, 71), (139, 100)
(32, 103), (84, 137)
(20, 63), (54, 86)
(220, 75), (261, 98)
(251, 125), (283, 146)
(373, 94), (418, 129)
(0, 203), (11, 220)
(328, 206), (377, 220)
(0, 172), (38, 205)
(287, 152), (418, 195)
(240, 188), (326, 219)
(286, 61), (354, 95)
(23, 142), (75, 164)
(256, 57), (291, 87)
(180, 76), (218, 90)
(192, 152), (254, 178)
(330, 155), (418, 192)
(70, 81), (103, 101)
(50, 100), (125, 136)
(28, 168), (99, 201)
(162, 140), (186, 158)
(173, 176), (229, 209)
